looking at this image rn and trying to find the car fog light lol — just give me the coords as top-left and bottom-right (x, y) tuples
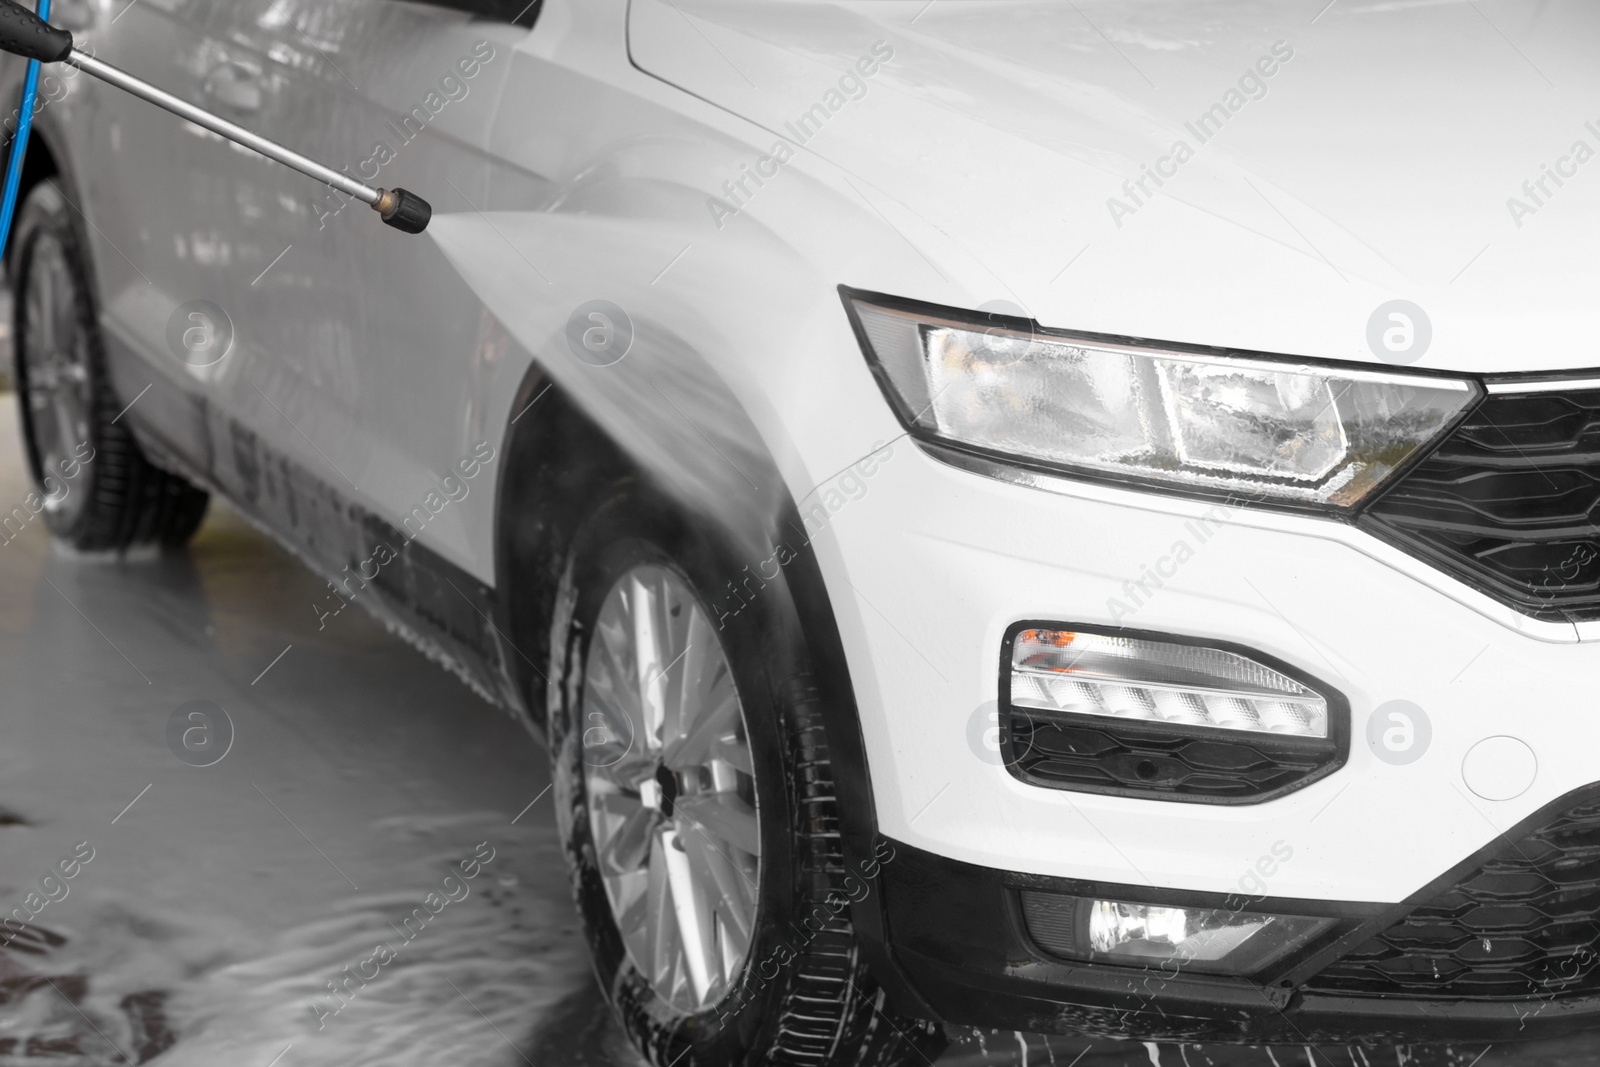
(1010, 627), (1329, 739)
(1091, 900), (1273, 963)
(1021, 891), (1336, 976)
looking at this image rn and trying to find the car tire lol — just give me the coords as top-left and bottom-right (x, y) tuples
(545, 482), (945, 1067)
(11, 179), (209, 552)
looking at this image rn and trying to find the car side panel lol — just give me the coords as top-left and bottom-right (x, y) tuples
(188, 0), (527, 584)
(56, 0), (225, 467)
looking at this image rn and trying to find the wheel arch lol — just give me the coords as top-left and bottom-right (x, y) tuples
(490, 359), (938, 1020)
(491, 366), (637, 728)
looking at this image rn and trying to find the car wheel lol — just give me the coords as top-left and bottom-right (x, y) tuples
(546, 486), (944, 1067)
(12, 179), (209, 551)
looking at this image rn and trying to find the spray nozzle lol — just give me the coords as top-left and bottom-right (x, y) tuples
(376, 187), (432, 234)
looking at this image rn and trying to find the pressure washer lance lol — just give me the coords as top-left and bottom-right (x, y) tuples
(0, 0), (431, 233)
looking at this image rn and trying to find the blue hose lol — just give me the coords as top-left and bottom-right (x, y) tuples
(0, 0), (51, 260)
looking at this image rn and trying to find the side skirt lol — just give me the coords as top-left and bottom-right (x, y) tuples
(121, 392), (520, 713)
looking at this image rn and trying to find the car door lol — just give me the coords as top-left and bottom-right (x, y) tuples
(193, 0), (532, 582)
(71, 0), (228, 466)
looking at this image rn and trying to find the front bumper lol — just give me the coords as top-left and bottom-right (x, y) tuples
(878, 811), (1600, 1045)
(809, 434), (1600, 904)
(805, 389), (1600, 1041)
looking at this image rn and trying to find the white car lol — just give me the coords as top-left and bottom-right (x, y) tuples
(8, 0), (1600, 1061)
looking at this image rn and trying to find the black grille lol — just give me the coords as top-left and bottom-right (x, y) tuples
(1004, 711), (1340, 803)
(1361, 386), (1600, 622)
(1304, 796), (1600, 1000)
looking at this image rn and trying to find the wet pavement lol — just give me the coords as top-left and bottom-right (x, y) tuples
(0, 394), (1594, 1067)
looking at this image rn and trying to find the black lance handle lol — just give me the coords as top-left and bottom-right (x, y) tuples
(0, 1), (71, 63)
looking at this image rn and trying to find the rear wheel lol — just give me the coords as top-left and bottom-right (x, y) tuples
(12, 179), (208, 552)
(545, 486), (944, 1067)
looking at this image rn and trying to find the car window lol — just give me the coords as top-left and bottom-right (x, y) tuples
(400, 0), (541, 27)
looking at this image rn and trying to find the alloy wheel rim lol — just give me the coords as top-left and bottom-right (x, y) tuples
(20, 234), (90, 525)
(582, 563), (762, 1013)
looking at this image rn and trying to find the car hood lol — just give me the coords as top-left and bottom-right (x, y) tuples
(629, 0), (1600, 374)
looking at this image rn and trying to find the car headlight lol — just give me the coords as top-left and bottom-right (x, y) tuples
(842, 289), (1481, 509)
